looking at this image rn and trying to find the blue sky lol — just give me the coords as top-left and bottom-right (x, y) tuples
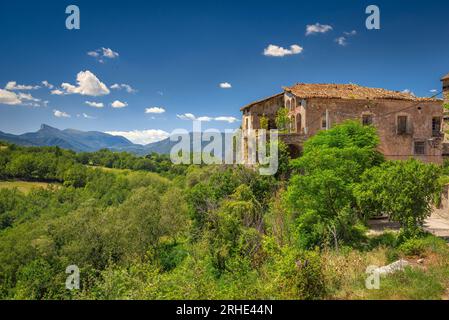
(1, 0), (448, 144)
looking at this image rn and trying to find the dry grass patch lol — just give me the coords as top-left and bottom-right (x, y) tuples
(0, 180), (60, 194)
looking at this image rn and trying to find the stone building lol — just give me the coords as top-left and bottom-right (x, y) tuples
(442, 73), (449, 156)
(241, 80), (446, 164)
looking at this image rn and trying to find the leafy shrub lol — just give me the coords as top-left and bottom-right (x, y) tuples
(399, 238), (427, 256)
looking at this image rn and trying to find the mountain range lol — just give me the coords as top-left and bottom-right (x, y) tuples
(0, 124), (228, 156)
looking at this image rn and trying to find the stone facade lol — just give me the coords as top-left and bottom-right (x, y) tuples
(241, 82), (446, 164)
(441, 73), (449, 156)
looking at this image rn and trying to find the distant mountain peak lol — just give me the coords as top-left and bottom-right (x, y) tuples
(39, 124), (58, 131)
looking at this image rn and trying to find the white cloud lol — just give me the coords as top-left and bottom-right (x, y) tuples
(106, 129), (169, 145)
(110, 83), (137, 93)
(102, 48), (119, 59)
(430, 89), (438, 93)
(306, 23), (333, 36)
(85, 101), (104, 108)
(18, 92), (40, 102)
(344, 30), (357, 36)
(5, 81), (40, 90)
(53, 109), (71, 118)
(335, 37), (347, 46)
(177, 113), (239, 123)
(214, 116), (239, 123)
(51, 89), (65, 95)
(263, 44), (303, 57)
(87, 51), (100, 57)
(157, 91), (164, 96)
(0, 89), (43, 106)
(41, 81), (54, 89)
(0, 89), (22, 105)
(145, 107), (165, 114)
(88, 48), (119, 60)
(197, 116), (212, 122)
(111, 100), (128, 108)
(219, 82), (232, 89)
(61, 70), (110, 96)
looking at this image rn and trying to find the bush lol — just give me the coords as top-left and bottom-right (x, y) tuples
(399, 238), (427, 257)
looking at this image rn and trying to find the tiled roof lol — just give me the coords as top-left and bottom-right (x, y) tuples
(284, 83), (439, 101)
(240, 93), (283, 111)
(442, 73), (449, 81)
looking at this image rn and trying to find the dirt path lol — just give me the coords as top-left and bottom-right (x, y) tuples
(425, 212), (449, 240)
(367, 211), (449, 241)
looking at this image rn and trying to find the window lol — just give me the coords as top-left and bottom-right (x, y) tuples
(397, 116), (408, 134)
(321, 117), (327, 130)
(414, 141), (425, 155)
(432, 117), (441, 137)
(245, 118), (249, 130)
(362, 114), (373, 126)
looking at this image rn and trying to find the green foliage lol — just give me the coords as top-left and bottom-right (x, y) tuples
(355, 159), (441, 236)
(259, 115), (269, 130)
(1, 141), (448, 300)
(287, 121), (382, 249)
(275, 107), (290, 133)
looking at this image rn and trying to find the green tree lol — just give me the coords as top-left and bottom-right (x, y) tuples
(259, 115), (269, 130)
(286, 121), (383, 249)
(275, 107), (290, 133)
(354, 159), (441, 238)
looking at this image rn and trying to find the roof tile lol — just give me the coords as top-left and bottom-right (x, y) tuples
(284, 83), (438, 101)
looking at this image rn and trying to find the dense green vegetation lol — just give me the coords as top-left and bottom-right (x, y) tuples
(0, 121), (448, 300)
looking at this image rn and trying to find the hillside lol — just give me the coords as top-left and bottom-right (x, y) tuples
(0, 125), (229, 156)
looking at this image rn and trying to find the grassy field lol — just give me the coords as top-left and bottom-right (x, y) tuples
(86, 165), (131, 174)
(0, 180), (60, 194)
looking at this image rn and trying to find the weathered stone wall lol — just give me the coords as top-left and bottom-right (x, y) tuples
(444, 78), (449, 103)
(302, 98), (443, 164)
(242, 94), (284, 131)
(242, 90), (444, 164)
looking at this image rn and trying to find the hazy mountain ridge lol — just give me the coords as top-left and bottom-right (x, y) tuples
(0, 125), (228, 155)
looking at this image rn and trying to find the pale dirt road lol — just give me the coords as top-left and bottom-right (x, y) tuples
(425, 212), (449, 239)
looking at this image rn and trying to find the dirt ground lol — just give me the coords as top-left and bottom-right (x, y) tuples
(367, 211), (449, 241)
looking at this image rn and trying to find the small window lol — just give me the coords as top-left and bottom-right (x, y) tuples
(432, 117), (441, 137)
(397, 116), (408, 134)
(321, 117), (327, 130)
(362, 114), (373, 126)
(245, 118), (249, 130)
(414, 141), (425, 155)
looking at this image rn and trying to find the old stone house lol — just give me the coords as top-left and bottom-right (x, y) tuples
(241, 76), (448, 164)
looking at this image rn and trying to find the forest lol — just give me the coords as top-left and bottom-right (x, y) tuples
(0, 121), (448, 300)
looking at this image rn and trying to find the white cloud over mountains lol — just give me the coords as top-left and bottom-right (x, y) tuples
(263, 44), (303, 57)
(0, 84), (42, 106)
(60, 70), (110, 96)
(106, 129), (170, 145)
(53, 110), (70, 118)
(177, 113), (238, 123)
(0, 89), (22, 105)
